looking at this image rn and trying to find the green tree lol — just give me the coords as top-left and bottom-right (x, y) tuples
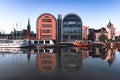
(98, 34), (108, 42)
(88, 31), (96, 42)
(116, 36), (120, 42)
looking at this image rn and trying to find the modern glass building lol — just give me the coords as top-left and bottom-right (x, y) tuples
(37, 13), (56, 40)
(62, 14), (82, 42)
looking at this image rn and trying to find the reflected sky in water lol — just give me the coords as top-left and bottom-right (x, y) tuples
(0, 47), (120, 80)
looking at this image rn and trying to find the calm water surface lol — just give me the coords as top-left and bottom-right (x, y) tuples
(0, 47), (120, 80)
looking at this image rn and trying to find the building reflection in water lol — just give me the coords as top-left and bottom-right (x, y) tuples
(90, 47), (116, 66)
(73, 47), (117, 66)
(37, 48), (57, 75)
(27, 53), (31, 64)
(61, 47), (83, 74)
(0, 46), (119, 79)
(105, 49), (115, 66)
(36, 47), (117, 75)
(33, 47), (118, 75)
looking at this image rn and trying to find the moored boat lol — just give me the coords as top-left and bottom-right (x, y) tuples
(0, 48), (30, 53)
(0, 39), (30, 48)
(73, 40), (92, 47)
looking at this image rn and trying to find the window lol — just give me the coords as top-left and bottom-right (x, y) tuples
(63, 35), (68, 39)
(42, 19), (52, 22)
(39, 49), (44, 52)
(42, 30), (52, 33)
(42, 66), (52, 70)
(45, 41), (50, 44)
(42, 55), (52, 58)
(39, 41), (44, 44)
(42, 24), (52, 28)
(42, 35), (52, 39)
(42, 60), (52, 64)
(34, 41), (38, 44)
(45, 16), (49, 18)
(34, 49), (38, 52)
(45, 49), (50, 52)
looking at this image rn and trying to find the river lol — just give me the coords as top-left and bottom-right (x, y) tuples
(0, 47), (120, 80)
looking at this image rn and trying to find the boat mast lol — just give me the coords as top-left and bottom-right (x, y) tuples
(20, 23), (22, 39)
(12, 22), (14, 39)
(16, 22), (18, 39)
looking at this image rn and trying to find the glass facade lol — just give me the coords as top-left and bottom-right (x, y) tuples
(62, 14), (82, 42)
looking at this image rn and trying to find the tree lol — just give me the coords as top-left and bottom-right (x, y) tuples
(98, 34), (108, 42)
(116, 36), (120, 42)
(88, 31), (96, 42)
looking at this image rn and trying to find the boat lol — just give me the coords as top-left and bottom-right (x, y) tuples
(0, 39), (30, 48)
(104, 42), (120, 48)
(73, 40), (92, 48)
(0, 48), (30, 53)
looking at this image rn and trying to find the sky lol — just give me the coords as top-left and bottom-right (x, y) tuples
(0, 0), (120, 34)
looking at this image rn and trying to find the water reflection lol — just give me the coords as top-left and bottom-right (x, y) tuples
(0, 47), (120, 80)
(73, 47), (117, 66)
(61, 47), (82, 74)
(37, 52), (57, 75)
(0, 47), (119, 69)
(90, 47), (116, 66)
(0, 48), (30, 53)
(27, 53), (31, 64)
(105, 49), (115, 66)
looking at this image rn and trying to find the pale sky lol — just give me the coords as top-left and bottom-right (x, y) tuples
(0, 0), (120, 34)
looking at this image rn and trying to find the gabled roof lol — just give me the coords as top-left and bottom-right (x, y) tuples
(89, 27), (108, 33)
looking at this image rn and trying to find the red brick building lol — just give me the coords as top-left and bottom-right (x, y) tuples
(37, 13), (56, 40)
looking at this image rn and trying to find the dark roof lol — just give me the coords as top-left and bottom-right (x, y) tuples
(89, 27), (108, 33)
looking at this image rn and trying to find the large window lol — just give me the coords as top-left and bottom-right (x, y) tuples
(63, 35), (68, 39)
(42, 55), (52, 58)
(42, 35), (52, 39)
(42, 60), (52, 64)
(63, 29), (81, 33)
(42, 24), (52, 28)
(42, 19), (52, 22)
(42, 30), (52, 33)
(42, 66), (52, 70)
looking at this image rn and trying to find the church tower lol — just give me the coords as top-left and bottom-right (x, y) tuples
(26, 19), (31, 40)
(106, 20), (115, 40)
